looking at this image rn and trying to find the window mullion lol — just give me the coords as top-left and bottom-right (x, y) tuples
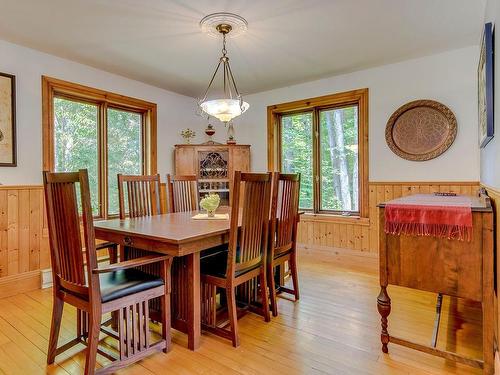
(99, 101), (108, 219)
(313, 108), (320, 214)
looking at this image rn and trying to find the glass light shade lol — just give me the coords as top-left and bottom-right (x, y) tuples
(200, 99), (249, 122)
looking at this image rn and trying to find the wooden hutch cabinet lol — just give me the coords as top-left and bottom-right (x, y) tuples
(174, 144), (251, 206)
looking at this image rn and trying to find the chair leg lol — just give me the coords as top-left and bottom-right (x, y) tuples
(47, 296), (64, 364)
(226, 286), (240, 347)
(260, 267), (271, 323)
(161, 258), (172, 353)
(84, 311), (101, 375)
(290, 252), (300, 300)
(267, 263), (278, 317)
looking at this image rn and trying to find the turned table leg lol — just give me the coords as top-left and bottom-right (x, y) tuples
(377, 286), (391, 353)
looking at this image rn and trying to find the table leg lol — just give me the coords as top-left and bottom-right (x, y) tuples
(187, 252), (201, 350)
(377, 286), (391, 353)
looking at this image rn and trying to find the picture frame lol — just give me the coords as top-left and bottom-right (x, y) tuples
(0, 72), (16, 166)
(478, 22), (494, 148)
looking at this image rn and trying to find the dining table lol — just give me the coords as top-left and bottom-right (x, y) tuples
(94, 208), (233, 351)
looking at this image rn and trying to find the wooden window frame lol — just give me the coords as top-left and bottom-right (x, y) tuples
(267, 88), (369, 218)
(42, 76), (157, 219)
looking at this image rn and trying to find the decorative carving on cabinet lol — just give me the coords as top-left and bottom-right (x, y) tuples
(199, 151), (228, 178)
(385, 100), (457, 161)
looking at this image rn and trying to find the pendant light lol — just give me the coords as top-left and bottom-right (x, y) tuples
(199, 14), (249, 123)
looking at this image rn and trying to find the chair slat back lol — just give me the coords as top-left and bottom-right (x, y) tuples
(167, 174), (198, 213)
(117, 174), (163, 219)
(270, 173), (301, 255)
(228, 171), (272, 274)
(43, 170), (99, 297)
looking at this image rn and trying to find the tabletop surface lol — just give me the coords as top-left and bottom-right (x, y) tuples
(94, 208), (232, 244)
(377, 193), (492, 212)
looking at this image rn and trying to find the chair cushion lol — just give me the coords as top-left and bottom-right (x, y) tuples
(99, 268), (164, 303)
(200, 249), (258, 279)
(200, 244), (229, 260)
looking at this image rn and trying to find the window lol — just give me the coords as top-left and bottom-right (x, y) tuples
(43, 76), (157, 219)
(268, 89), (368, 217)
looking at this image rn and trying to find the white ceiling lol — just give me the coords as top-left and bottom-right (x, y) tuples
(0, 0), (486, 97)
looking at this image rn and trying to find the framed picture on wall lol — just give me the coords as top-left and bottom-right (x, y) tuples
(478, 22), (494, 148)
(0, 72), (16, 166)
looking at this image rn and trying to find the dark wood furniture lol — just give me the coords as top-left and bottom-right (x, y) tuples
(94, 207), (235, 351)
(377, 193), (494, 374)
(268, 173), (301, 317)
(174, 144), (250, 206)
(200, 172), (272, 347)
(43, 169), (172, 375)
(117, 174), (163, 219)
(166, 174), (198, 213)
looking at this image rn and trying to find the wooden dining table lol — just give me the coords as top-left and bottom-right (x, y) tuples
(94, 208), (232, 351)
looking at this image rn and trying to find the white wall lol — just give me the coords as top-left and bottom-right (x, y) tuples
(481, 0), (500, 188)
(235, 46), (480, 182)
(0, 39), (206, 185)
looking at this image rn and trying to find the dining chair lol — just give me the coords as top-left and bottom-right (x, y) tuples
(166, 174), (198, 213)
(267, 173), (301, 317)
(117, 173), (164, 220)
(44, 169), (173, 375)
(117, 173), (166, 320)
(200, 171), (272, 347)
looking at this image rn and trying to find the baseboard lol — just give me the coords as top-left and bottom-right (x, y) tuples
(0, 271), (41, 299)
(297, 243), (378, 258)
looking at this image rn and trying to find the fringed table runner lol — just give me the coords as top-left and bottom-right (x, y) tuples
(384, 194), (473, 241)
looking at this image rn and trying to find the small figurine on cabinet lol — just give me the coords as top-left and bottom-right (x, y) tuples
(180, 128), (196, 144)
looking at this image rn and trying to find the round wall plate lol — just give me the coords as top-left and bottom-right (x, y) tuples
(200, 12), (248, 38)
(385, 100), (457, 161)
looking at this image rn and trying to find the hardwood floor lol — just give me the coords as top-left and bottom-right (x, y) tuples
(0, 247), (483, 374)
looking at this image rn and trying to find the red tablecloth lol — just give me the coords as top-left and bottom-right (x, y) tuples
(384, 194), (473, 241)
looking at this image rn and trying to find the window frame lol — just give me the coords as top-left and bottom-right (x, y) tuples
(42, 76), (157, 219)
(267, 88), (369, 218)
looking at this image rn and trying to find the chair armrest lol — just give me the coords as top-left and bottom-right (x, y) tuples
(92, 254), (170, 274)
(95, 241), (117, 251)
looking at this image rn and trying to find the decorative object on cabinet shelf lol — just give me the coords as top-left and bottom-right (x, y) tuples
(0, 72), (16, 166)
(385, 99), (457, 161)
(478, 22), (494, 148)
(204, 117), (218, 144)
(199, 193), (220, 217)
(226, 121), (236, 144)
(198, 13), (249, 123)
(180, 128), (196, 144)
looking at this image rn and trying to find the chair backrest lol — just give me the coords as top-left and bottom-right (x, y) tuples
(167, 174), (198, 213)
(270, 173), (301, 257)
(43, 169), (99, 300)
(227, 171), (273, 276)
(117, 174), (163, 219)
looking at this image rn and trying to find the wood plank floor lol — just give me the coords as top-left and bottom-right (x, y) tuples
(0, 247), (484, 374)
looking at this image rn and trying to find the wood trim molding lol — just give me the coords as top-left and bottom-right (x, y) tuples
(0, 270), (41, 299)
(267, 88), (369, 218)
(371, 181), (480, 186)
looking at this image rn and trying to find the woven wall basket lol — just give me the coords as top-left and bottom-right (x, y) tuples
(385, 99), (457, 161)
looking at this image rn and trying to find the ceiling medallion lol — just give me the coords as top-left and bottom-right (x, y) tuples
(198, 13), (249, 124)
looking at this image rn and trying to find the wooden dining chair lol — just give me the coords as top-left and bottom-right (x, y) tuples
(267, 173), (301, 317)
(117, 173), (167, 320)
(44, 169), (173, 375)
(200, 171), (272, 347)
(166, 174), (198, 213)
(117, 173), (164, 220)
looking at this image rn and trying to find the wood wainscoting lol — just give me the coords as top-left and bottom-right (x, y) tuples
(297, 181), (480, 253)
(0, 185), (49, 298)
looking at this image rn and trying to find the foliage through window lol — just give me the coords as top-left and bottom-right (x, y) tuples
(44, 77), (156, 219)
(272, 89), (368, 216)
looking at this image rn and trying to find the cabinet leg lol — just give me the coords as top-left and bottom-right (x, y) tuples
(377, 286), (391, 353)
